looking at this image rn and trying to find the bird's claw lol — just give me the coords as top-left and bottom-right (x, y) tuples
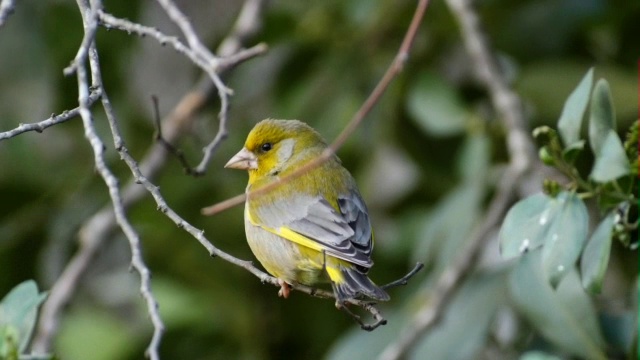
(277, 279), (291, 298)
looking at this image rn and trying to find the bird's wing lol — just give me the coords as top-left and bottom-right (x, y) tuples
(248, 191), (373, 268)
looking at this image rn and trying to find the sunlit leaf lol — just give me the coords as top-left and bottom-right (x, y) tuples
(499, 194), (554, 258)
(588, 79), (616, 156)
(500, 192), (588, 287)
(0, 280), (47, 353)
(509, 250), (607, 359)
(580, 212), (615, 294)
(557, 68), (593, 147)
(540, 192), (589, 288)
(590, 130), (630, 182)
(406, 72), (468, 136)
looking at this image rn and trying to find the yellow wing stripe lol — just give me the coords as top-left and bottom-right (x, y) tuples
(247, 208), (327, 253)
(325, 266), (344, 283)
(276, 226), (325, 252)
(247, 208), (346, 284)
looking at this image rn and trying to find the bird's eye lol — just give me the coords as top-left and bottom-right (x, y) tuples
(260, 143), (273, 152)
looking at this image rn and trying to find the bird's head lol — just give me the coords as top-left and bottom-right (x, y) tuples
(225, 119), (327, 180)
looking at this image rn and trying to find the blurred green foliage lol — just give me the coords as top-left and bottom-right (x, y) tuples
(0, 0), (637, 359)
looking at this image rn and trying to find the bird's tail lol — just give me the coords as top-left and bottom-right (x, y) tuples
(326, 265), (390, 303)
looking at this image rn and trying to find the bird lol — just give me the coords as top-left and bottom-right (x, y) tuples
(225, 119), (389, 304)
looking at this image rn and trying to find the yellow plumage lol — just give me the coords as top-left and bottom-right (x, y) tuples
(225, 119), (389, 302)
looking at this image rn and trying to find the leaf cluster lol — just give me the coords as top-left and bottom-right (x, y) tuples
(498, 68), (638, 358)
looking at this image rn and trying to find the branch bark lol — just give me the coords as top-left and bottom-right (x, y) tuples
(378, 0), (538, 358)
(31, 0), (269, 355)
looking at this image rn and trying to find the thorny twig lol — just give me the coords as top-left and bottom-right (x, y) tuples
(378, 0), (538, 357)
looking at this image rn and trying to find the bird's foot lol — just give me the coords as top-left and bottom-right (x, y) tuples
(277, 279), (291, 298)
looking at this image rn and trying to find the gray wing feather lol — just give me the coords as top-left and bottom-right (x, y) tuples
(253, 192), (374, 268)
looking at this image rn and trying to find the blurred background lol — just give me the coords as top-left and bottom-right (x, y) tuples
(0, 0), (637, 359)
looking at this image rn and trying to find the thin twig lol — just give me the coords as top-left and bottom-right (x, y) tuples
(377, 0), (537, 358)
(153, 0), (233, 175)
(98, 10), (208, 69)
(57, 0), (165, 359)
(0, 91), (101, 141)
(88, 42), (165, 360)
(381, 263), (424, 290)
(0, 0), (15, 27)
(32, 0), (269, 353)
(202, 0), (432, 216)
(151, 95), (195, 173)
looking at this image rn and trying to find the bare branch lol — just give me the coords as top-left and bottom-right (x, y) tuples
(88, 40), (165, 360)
(153, 0), (234, 175)
(0, 0), (16, 27)
(381, 263), (425, 290)
(33, 0), (164, 358)
(32, 0), (270, 353)
(98, 2), (269, 176)
(98, 10), (206, 67)
(378, 0), (538, 358)
(0, 91), (101, 141)
(151, 95), (196, 174)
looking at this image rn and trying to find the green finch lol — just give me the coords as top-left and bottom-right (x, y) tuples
(225, 119), (389, 303)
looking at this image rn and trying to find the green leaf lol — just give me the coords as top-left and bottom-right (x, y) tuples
(456, 132), (490, 182)
(406, 72), (468, 136)
(590, 130), (630, 182)
(580, 213), (615, 294)
(499, 194), (554, 258)
(500, 192), (588, 287)
(561, 140), (585, 165)
(410, 271), (508, 360)
(509, 250), (607, 360)
(557, 68), (593, 147)
(0, 325), (20, 359)
(414, 183), (484, 270)
(540, 192), (589, 288)
(588, 79), (616, 156)
(0, 281), (47, 353)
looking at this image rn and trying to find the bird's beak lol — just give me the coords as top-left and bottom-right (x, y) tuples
(225, 147), (258, 170)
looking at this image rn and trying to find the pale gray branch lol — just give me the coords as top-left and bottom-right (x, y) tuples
(0, 91), (101, 141)
(0, 0), (16, 27)
(32, 0), (270, 355)
(378, 0), (537, 358)
(32, 0), (164, 359)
